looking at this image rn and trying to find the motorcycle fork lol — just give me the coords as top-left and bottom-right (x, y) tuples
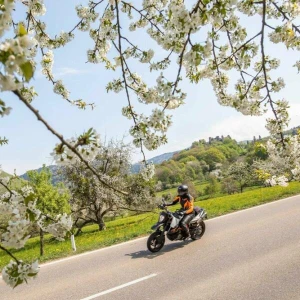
(155, 229), (165, 243)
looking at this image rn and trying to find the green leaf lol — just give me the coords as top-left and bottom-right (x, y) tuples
(13, 278), (23, 289)
(27, 210), (36, 222)
(18, 23), (27, 37)
(24, 193), (35, 206)
(20, 61), (34, 82)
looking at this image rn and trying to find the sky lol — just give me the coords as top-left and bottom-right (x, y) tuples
(1, 0), (300, 175)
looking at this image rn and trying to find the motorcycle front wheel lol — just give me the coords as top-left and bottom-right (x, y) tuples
(191, 221), (206, 240)
(147, 231), (165, 253)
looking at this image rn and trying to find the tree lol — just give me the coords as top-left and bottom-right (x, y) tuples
(221, 177), (239, 195)
(246, 142), (269, 164)
(196, 148), (226, 171)
(61, 140), (155, 233)
(204, 175), (221, 197)
(184, 164), (196, 181)
(1, 0), (300, 288)
(26, 166), (71, 256)
(155, 180), (163, 192)
(227, 162), (253, 193)
(155, 166), (173, 185)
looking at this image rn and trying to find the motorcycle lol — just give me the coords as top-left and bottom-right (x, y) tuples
(147, 200), (207, 253)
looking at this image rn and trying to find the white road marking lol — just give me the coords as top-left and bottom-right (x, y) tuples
(80, 274), (158, 300)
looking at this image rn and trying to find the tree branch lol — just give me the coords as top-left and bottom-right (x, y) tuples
(0, 245), (20, 264)
(12, 90), (128, 196)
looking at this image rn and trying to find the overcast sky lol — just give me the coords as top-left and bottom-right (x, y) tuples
(1, 0), (300, 175)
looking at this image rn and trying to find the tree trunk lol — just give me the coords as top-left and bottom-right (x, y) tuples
(75, 228), (83, 236)
(75, 219), (94, 236)
(40, 228), (44, 256)
(240, 185), (243, 193)
(98, 218), (106, 231)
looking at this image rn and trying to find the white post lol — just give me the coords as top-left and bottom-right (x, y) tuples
(71, 234), (76, 251)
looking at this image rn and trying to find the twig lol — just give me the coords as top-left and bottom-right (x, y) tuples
(0, 245), (20, 264)
(163, 30), (192, 111)
(217, 32), (261, 66)
(261, 0), (285, 144)
(121, 1), (164, 34)
(115, 1), (147, 163)
(69, 0), (106, 34)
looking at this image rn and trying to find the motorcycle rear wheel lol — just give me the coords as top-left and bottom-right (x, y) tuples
(147, 232), (165, 253)
(191, 221), (206, 240)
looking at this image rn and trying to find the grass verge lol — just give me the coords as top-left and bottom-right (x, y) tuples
(1, 182), (300, 270)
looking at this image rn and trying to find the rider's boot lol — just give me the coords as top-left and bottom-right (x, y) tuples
(181, 225), (191, 240)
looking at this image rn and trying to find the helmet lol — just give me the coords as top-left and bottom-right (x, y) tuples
(177, 185), (188, 196)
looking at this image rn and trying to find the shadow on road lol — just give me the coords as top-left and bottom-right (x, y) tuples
(125, 241), (192, 260)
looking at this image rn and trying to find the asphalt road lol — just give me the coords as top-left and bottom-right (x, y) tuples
(1, 195), (300, 300)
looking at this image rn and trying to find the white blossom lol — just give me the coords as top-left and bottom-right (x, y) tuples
(140, 163), (155, 181)
(266, 175), (288, 187)
(53, 80), (70, 99)
(28, 0), (46, 16)
(39, 213), (73, 241)
(2, 260), (39, 288)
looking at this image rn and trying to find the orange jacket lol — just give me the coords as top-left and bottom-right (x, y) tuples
(171, 194), (194, 214)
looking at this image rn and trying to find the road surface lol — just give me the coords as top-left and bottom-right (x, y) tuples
(1, 195), (300, 300)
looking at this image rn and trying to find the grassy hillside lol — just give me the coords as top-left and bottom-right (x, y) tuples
(1, 181), (299, 270)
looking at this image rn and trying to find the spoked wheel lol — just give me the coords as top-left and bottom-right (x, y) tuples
(147, 232), (165, 253)
(191, 221), (206, 240)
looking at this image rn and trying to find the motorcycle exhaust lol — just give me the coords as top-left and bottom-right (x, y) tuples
(191, 210), (207, 224)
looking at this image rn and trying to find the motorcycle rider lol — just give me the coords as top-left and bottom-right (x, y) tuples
(164, 184), (195, 239)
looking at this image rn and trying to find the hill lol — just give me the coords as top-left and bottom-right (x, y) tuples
(154, 136), (249, 189)
(131, 151), (178, 173)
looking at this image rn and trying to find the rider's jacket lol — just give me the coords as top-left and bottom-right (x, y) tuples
(171, 193), (194, 214)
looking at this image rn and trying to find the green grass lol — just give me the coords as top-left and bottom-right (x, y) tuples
(1, 182), (300, 270)
(198, 182), (300, 218)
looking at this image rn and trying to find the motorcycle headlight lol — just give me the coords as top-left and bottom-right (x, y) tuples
(159, 214), (165, 222)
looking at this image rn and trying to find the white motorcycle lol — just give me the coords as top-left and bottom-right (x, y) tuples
(147, 200), (207, 252)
